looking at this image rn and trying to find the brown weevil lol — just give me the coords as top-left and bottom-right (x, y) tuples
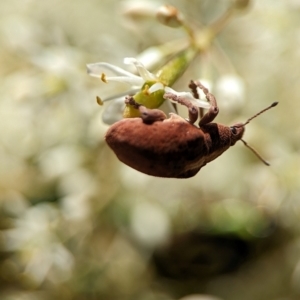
(105, 81), (278, 178)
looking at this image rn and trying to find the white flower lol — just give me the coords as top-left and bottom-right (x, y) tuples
(87, 57), (163, 97)
(87, 57), (211, 123)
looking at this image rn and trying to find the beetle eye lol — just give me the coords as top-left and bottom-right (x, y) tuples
(230, 126), (238, 135)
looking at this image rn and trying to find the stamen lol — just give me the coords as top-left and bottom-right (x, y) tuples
(87, 62), (141, 78)
(101, 73), (107, 83)
(96, 96), (103, 106)
(101, 76), (144, 86)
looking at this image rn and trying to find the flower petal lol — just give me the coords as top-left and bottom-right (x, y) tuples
(189, 98), (211, 109)
(102, 97), (126, 125)
(164, 87), (211, 109)
(148, 82), (164, 93)
(103, 76), (144, 86)
(124, 57), (157, 81)
(101, 88), (141, 102)
(86, 62), (141, 79)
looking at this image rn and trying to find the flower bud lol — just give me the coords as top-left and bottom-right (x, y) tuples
(234, 0), (251, 9)
(121, 0), (157, 18)
(156, 5), (183, 28)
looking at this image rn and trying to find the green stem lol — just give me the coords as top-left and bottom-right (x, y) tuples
(157, 46), (199, 86)
(209, 6), (235, 36)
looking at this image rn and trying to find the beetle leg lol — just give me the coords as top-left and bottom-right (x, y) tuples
(125, 96), (167, 124)
(188, 80), (200, 99)
(125, 95), (140, 109)
(191, 80), (219, 126)
(188, 80), (204, 118)
(163, 93), (198, 124)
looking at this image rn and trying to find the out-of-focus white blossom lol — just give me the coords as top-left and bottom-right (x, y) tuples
(215, 74), (245, 110)
(130, 202), (171, 248)
(2, 204), (74, 285)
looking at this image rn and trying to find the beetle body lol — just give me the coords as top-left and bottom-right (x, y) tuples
(105, 81), (276, 178)
(105, 113), (244, 178)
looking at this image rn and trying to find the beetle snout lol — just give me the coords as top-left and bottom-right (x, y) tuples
(230, 123), (245, 145)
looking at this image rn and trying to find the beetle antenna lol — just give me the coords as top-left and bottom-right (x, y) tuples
(236, 102), (278, 165)
(242, 102), (278, 126)
(240, 139), (270, 166)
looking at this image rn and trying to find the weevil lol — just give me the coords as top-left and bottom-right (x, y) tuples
(105, 81), (278, 178)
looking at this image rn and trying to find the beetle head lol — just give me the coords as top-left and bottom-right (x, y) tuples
(229, 123), (245, 146)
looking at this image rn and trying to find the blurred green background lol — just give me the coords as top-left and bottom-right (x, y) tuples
(0, 1), (300, 299)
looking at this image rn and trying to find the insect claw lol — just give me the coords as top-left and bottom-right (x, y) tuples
(188, 80), (200, 99)
(125, 95), (140, 109)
